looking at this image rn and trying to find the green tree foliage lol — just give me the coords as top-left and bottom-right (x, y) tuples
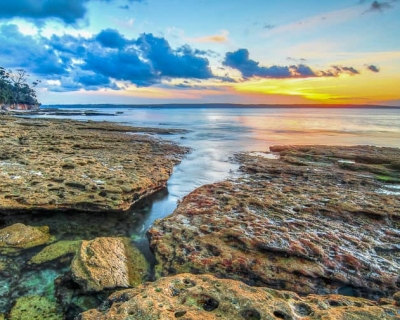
(0, 67), (40, 106)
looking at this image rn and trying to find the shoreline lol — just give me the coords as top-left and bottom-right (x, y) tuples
(1, 115), (400, 319)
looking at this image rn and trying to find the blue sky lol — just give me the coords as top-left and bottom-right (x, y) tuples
(1, 0), (399, 105)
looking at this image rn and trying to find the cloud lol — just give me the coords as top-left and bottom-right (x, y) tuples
(223, 49), (361, 79)
(363, 0), (398, 13)
(319, 65), (360, 76)
(366, 64), (380, 72)
(95, 28), (128, 49)
(191, 30), (229, 43)
(137, 33), (213, 79)
(223, 49), (311, 78)
(48, 70), (119, 92)
(0, 24), (67, 75)
(0, 25), (214, 92)
(287, 57), (307, 62)
(223, 49), (288, 78)
(263, 24), (275, 30)
(0, 0), (145, 25)
(0, 0), (89, 24)
(83, 47), (156, 87)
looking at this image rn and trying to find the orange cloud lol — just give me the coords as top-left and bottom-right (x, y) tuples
(190, 30), (229, 43)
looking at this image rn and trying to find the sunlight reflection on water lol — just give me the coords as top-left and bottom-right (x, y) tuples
(34, 106), (400, 234)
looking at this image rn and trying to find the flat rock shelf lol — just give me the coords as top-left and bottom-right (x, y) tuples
(0, 116), (189, 213)
(149, 145), (400, 300)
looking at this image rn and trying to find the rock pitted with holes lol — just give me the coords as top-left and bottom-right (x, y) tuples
(148, 145), (400, 299)
(80, 273), (400, 319)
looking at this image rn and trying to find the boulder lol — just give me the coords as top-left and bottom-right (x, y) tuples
(71, 237), (148, 292)
(148, 145), (400, 299)
(0, 223), (52, 254)
(80, 273), (400, 320)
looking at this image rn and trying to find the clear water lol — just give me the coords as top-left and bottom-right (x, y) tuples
(1, 106), (399, 315)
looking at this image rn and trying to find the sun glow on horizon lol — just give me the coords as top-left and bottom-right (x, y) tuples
(228, 71), (400, 105)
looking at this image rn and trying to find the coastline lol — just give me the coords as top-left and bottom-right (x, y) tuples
(0, 115), (400, 319)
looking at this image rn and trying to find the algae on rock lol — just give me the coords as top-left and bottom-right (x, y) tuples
(29, 240), (81, 265)
(9, 296), (62, 320)
(0, 223), (53, 255)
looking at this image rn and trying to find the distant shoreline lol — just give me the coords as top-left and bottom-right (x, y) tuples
(41, 103), (400, 109)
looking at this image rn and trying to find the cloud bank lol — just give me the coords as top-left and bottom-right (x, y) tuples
(0, 24), (214, 91)
(223, 49), (360, 79)
(0, 26), (374, 93)
(0, 0), (145, 24)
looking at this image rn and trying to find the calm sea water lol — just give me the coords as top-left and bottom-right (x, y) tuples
(35, 106), (400, 235)
(1, 106), (398, 314)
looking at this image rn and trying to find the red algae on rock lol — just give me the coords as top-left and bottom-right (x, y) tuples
(148, 145), (400, 299)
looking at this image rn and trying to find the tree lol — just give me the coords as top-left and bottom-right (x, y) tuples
(0, 67), (40, 106)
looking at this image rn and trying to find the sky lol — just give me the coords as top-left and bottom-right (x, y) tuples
(0, 0), (399, 106)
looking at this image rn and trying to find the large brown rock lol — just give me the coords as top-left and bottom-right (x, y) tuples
(80, 273), (400, 320)
(71, 237), (148, 292)
(0, 223), (52, 254)
(0, 116), (188, 213)
(148, 145), (400, 299)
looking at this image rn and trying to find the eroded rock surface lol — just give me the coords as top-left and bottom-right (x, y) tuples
(71, 237), (148, 292)
(80, 273), (400, 320)
(149, 145), (400, 299)
(0, 116), (188, 213)
(0, 223), (52, 254)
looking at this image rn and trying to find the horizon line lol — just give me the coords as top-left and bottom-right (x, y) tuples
(41, 103), (400, 109)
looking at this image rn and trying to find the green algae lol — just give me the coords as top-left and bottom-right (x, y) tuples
(375, 175), (400, 183)
(9, 296), (62, 320)
(29, 240), (81, 265)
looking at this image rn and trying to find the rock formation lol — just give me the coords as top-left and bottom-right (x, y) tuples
(0, 116), (188, 213)
(0, 223), (52, 254)
(80, 273), (400, 320)
(71, 237), (148, 292)
(148, 145), (400, 299)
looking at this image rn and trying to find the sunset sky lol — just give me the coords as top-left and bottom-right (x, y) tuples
(1, 0), (399, 106)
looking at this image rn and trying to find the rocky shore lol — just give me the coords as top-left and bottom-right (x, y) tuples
(1, 115), (400, 320)
(80, 273), (400, 320)
(0, 116), (188, 213)
(149, 145), (400, 301)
